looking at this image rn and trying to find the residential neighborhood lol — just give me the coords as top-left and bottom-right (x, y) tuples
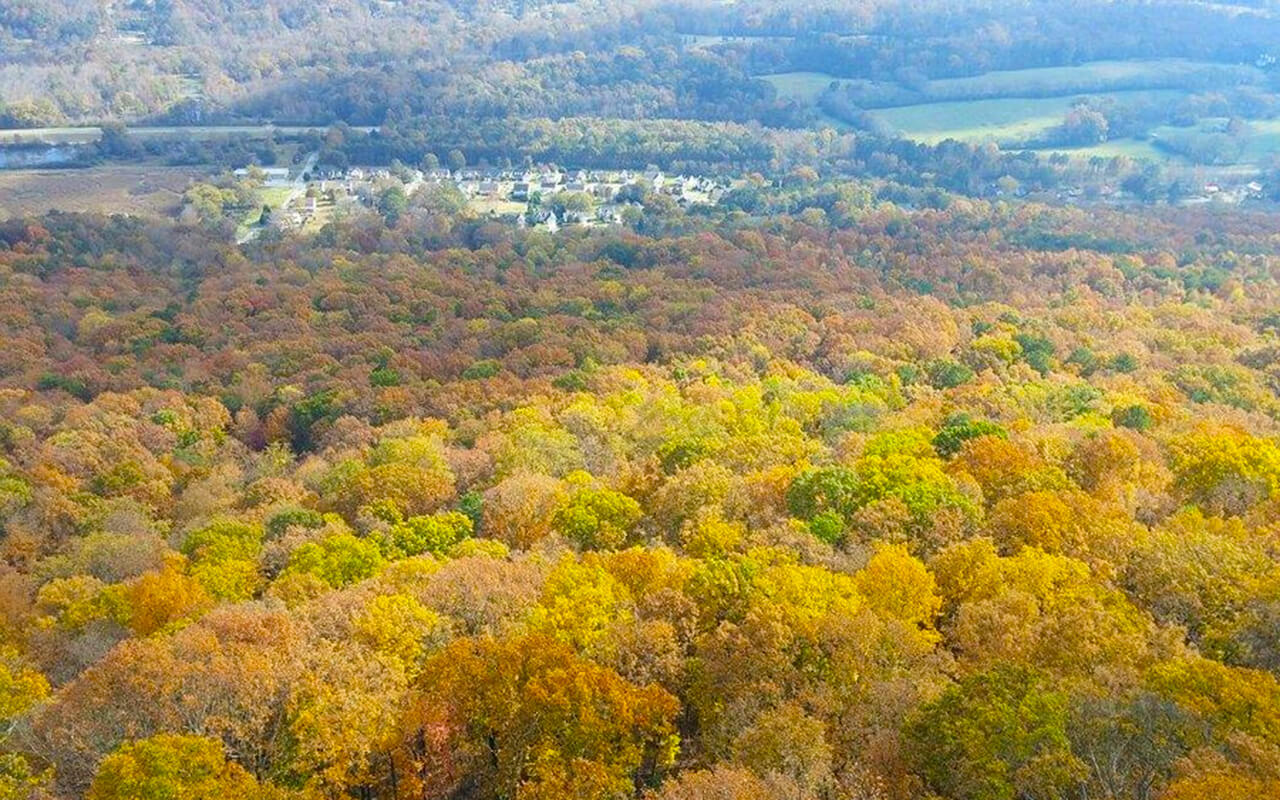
(244, 159), (738, 237)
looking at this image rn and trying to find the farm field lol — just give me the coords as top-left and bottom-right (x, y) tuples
(759, 71), (838, 104)
(760, 59), (1269, 162)
(1141, 117), (1280, 166)
(912, 59), (1261, 104)
(1037, 138), (1176, 162)
(1239, 119), (1280, 162)
(0, 165), (206, 218)
(758, 73), (857, 130)
(1156, 118), (1280, 163)
(868, 90), (1186, 146)
(760, 59), (1261, 109)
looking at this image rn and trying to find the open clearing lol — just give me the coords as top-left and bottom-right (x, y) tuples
(472, 198), (532, 217)
(1037, 139), (1175, 162)
(1147, 118), (1280, 164)
(236, 186), (295, 240)
(1240, 119), (1280, 162)
(760, 72), (839, 104)
(0, 166), (207, 219)
(758, 73), (858, 130)
(868, 90), (1187, 145)
(760, 59), (1269, 161)
(908, 59), (1260, 104)
(760, 59), (1261, 109)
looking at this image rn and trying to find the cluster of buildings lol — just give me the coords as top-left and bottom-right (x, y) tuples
(1184, 180), (1267, 206)
(441, 165), (736, 229)
(1040, 176), (1269, 207)
(447, 166), (730, 207)
(241, 161), (737, 235)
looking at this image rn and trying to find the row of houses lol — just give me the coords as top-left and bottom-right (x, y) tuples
(515, 205), (632, 231)
(289, 162), (735, 207)
(457, 168), (730, 207)
(256, 161), (738, 235)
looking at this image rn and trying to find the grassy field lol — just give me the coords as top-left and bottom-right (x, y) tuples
(0, 166), (206, 218)
(758, 73), (858, 130)
(1141, 118), (1280, 166)
(915, 59), (1260, 104)
(471, 198), (529, 217)
(760, 59), (1265, 160)
(1240, 119), (1280, 163)
(868, 90), (1186, 145)
(760, 72), (839, 104)
(762, 70), (1201, 161)
(761, 59), (1260, 109)
(236, 185), (295, 239)
(259, 186), (295, 211)
(1038, 139), (1175, 162)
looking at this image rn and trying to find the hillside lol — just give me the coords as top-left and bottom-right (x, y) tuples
(5, 2), (1280, 800)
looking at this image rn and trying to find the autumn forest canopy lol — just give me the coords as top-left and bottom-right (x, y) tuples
(6, 2), (1280, 800)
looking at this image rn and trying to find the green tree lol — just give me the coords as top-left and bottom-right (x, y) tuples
(378, 186), (409, 225)
(280, 533), (385, 588)
(378, 510), (473, 558)
(904, 664), (1086, 800)
(87, 734), (262, 800)
(934, 414), (1008, 459)
(552, 473), (643, 550)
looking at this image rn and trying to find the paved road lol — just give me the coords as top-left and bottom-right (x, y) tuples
(0, 125), (376, 145)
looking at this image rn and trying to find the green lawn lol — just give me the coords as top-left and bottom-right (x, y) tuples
(471, 198), (528, 217)
(236, 186), (294, 239)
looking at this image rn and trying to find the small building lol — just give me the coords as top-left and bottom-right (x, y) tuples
(530, 209), (559, 232)
(511, 182), (532, 201)
(234, 166), (292, 187)
(597, 206), (624, 224)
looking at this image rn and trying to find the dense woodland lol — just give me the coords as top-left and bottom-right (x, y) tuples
(7, 1), (1280, 799)
(3, 0), (1280, 129)
(0, 185), (1279, 799)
